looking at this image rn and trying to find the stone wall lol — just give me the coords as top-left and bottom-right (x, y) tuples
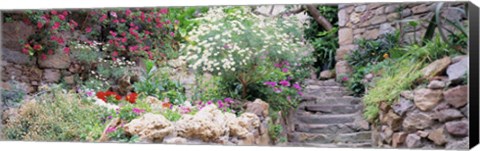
(1, 21), (77, 93)
(372, 56), (469, 149)
(335, 2), (467, 78)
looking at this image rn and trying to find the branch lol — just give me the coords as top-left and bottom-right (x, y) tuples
(305, 5), (333, 31)
(275, 7), (306, 17)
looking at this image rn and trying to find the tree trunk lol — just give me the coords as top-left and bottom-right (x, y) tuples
(305, 5), (333, 31)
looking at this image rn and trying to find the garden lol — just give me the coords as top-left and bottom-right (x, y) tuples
(0, 3), (470, 149)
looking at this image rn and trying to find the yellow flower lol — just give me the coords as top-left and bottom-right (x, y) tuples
(383, 53), (389, 59)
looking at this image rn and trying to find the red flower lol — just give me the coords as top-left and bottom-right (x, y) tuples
(140, 12), (145, 21)
(160, 8), (168, 14)
(40, 53), (47, 60)
(97, 91), (122, 102)
(99, 14), (107, 22)
(33, 44), (42, 50)
(112, 51), (118, 57)
(62, 11), (68, 16)
(109, 30), (117, 37)
(48, 49), (54, 55)
(125, 9), (132, 16)
(51, 10), (58, 15)
(96, 91), (107, 102)
(126, 93), (138, 104)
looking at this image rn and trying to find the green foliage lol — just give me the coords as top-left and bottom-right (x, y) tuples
(304, 5), (338, 71)
(162, 109), (182, 122)
(133, 59), (186, 105)
(1, 81), (26, 108)
(3, 85), (109, 141)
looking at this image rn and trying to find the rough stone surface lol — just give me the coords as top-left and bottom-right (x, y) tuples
(436, 109), (464, 122)
(338, 9), (349, 27)
(339, 28), (353, 45)
(38, 48), (71, 69)
(123, 113), (174, 142)
(392, 97), (414, 116)
(427, 80), (445, 89)
(2, 48), (36, 65)
(406, 133), (422, 148)
(420, 57), (451, 80)
(2, 21), (35, 51)
(335, 61), (353, 80)
(413, 88), (443, 111)
(445, 121), (469, 137)
(43, 69), (61, 83)
(381, 110), (402, 131)
(403, 111), (433, 132)
(446, 56), (468, 83)
(391, 132), (407, 147)
(335, 45), (356, 61)
(443, 86), (468, 108)
(400, 91), (414, 100)
(446, 137), (469, 149)
(245, 99), (269, 118)
(175, 105), (228, 142)
(428, 127), (447, 145)
(319, 70), (335, 80)
(63, 76), (75, 84)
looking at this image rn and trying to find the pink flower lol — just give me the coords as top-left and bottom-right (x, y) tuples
(48, 49), (54, 55)
(125, 9), (131, 16)
(264, 81), (277, 87)
(62, 10), (68, 16)
(51, 10), (58, 15)
(52, 22), (60, 30)
(50, 35), (57, 41)
(160, 8), (168, 14)
(37, 22), (43, 29)
(140, 12), (145, 21)
(224, 98), (234, 104)
(99, 14), (107, 22)
(170, 32), (175, 37)
(279, 80), (291, 87)
(40, 53), (47, 60)
(22, 48), (29, 54)
(282, 68), (289, 73)
(63, 47), (70, 54)
(112, 19), (119, 24)
(342, 76), (349, 81)
(132, 108), (145, 115)
(106, 126), (117, 134)
(120, 19), (126, 23)
(58, 14), (65, 21)
(110, 11), (117, 18)
(109, 31), (117, 37)
(85, 27), (92, 33)
(292, 83), (302, 91)
(112, 51), (118, 57)
(121, 37), (127, 43)
(274, 87), (282, 93)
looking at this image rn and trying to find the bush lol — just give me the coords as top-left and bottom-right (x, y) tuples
(3, 85), (109, 141)
(181, 6), (310, 99)
(1, 81), (27, 108)
(304, 5), (338, 72)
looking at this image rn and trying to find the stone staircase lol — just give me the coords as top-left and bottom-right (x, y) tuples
(288, 79), (373, 148)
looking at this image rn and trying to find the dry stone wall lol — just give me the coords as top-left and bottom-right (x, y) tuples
(335, 2), (467, 79)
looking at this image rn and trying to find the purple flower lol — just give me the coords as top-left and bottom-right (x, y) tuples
(282, 68), (289, 73)
(106, 126), (117, 133)
(342, 76), (349, 81)
(274, 87), (282, 93)
(170, 32), (175, 37)
(224, 97), (234, 104)
(264, 81), (277, 87)
(287, 76), (292, 80)
(86, 91), (94, 97)
(279, 80), (291, 87)
(297, 91), (303, 96)
(274, 63), (282, 68)
(107, 115), (112, 119)
(132, 108), (145, 115)
(174, 20), (179, 24)
(293, 83), (302, 91)
(207, 100), (213, 105)
(282, 61), (290, 67)
(287, 96), (291, 101)
(217, 100), (224, 108)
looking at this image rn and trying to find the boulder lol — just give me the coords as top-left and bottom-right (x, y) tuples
(392, 132), (408, 148)
(38, 48), (71, 69)
(446, 137), (469, 149)
(416, 130), (430, 138)
(380, 125), (394, 144)
(400, 90), (414, 100)
(335, 61), (353, 80)
(392, 97), (414, 116)
(445, 121), (469, 137)
(446, 56), (468, 83)
(175, 105), (227, 142)
(427, 80), (445, 89)
(63, 75), (75, 85)
(123, 113), (174, 142)
(436, 109), (464, 122)
(245, 99), (269, 118)
(403, 111), (433, 132)
(381, 110), (402, 131)
(428, 127), (447, 145)
(405, 133), (422, 148)
(443, 86), (468, 108)
(1, 48), (36, 65)
(43, 69), (61, 83)
(2, 21), (35, 51)
(162, 136), (188, 144)
(420, 57), (451, 80)
(319, 70), (335, 80)
(413, 88), (443, 111)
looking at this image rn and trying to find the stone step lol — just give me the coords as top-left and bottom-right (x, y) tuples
(300, 95), (362, 105)
(305, 79), (342, 86)
(303, 104), (362, 114)
(297, 113), (358, 124)
(305, 85), (347, 92)
(305, 90), (352, 97)
(288, 142), (373, 148)
(294, 123), (357, 134)
(288, 132), (372, 144)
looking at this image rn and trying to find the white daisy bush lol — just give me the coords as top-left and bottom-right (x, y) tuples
(180, 7), (310, 98)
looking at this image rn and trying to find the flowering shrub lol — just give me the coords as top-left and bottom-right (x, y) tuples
(181, 6), (309, 98)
